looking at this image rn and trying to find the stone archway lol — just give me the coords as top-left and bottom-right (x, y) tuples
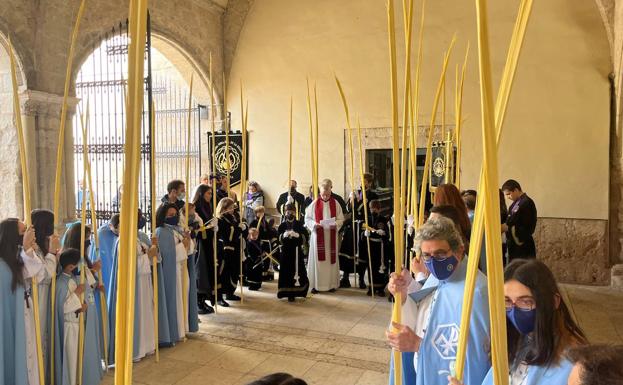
(0, 33), (28, 219)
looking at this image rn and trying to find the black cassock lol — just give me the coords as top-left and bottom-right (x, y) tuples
(244, 239), (264, 290)
(250, 216), (278, 281)
(195, 200), (220, 301)
(339, 189), (379, 280)
(506, 193), (537, 260)
(217, 215), (247, 295)
(358, 213), (390, 295)
(277, 219), (309, 299)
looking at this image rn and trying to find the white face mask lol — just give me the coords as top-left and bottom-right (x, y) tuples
(178, 192), (186, 200)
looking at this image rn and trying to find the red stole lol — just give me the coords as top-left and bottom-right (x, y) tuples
(315, 197), (337, 264)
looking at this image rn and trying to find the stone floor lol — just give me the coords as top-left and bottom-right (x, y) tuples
(100, 281), (623, 385)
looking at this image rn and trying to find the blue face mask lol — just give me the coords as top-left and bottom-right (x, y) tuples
(164, 216), (179, 226)
(424, 255), (459, 281)
(506, 307), (537, 335)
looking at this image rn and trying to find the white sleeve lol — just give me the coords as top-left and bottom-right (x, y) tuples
(400, 296), (419, 331)
(407, 277), (425, 294)
(21, 249), (44, 279)
(64, 291), (82, 314)
(43, 253), (58, 279)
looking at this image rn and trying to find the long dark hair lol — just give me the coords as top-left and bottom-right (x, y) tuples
(156, 203), (178, 228)
(62, 222), (93, 268)
(193, 185), (213, 222)
(505, 259), (587, 367)
(0, 218), (25, 290)
(31, 209), (54, 255)
(245, 373), (307, 385)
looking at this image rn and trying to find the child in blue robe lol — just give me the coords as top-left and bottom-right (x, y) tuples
(0, 218), (30, 385)
(61, 223), (104, 384)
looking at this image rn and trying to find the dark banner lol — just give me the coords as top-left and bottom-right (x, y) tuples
(207, 131), (248, 187)
(430, 143), (450, 188)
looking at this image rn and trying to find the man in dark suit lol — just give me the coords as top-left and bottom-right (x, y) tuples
(501, 179), (537, 260)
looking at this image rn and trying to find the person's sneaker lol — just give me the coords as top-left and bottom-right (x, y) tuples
(217, 300), (230, 307)
(339, 279), (351, 288)
(366, 288), (372, 296)
(226, 294), (241, 301)
(248, 285), (261, 291)
(328, 288), (337, 293)
(288, 297), (295, 302)
(359, 279), (367, 289)
(197, 303), (211, 315)
(311, 288), (319, 294)
(376, 290), (386, 298)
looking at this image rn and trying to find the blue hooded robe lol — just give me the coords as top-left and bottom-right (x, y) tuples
(82, 269), (104, 384)
(0, 260), (29, 385)
(96, 223), (118, 299)
(155, 225), (181, 345)
(53, 273), (76, 385)
(389, 259), (491, 385)
(481, 358), (573, 385)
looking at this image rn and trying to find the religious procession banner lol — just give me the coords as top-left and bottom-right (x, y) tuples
(429, 142), (456, 189)
(207, 131), (248, 187)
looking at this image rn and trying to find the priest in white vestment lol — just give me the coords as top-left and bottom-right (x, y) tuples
(305, 179), (344, 292)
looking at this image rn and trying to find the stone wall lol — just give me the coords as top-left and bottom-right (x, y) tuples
(535, 218), (610, 285)
(0, 0), (226, 222)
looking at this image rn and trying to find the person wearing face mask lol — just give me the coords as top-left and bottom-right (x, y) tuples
(359, 199), (389, 297)
(61, 223), (105, 383)
(244, 228), (264, 291)
(179, 204), (201, 333)
(97, 214), (120, 298)
(155, 203), (191, 345)
(305, 179), (345, 293)
(447, 259), (587, 385)
(386, 217), (491, 385)
(0, 218), (40, 385)
(244, 181), (265, 224)
(277, 204), (309, 302)
(53, 248), (89, 385)
(0, 218), (34, 385)
(341, 173), (379, 290)
(30, 209), (61, 376)
(250, 206), (279, 282)
(192, 184), (218, 314)
(276, 180), (306, 221)
(216, 197), (247, 304)
(107, 210), (161, 363)
(161, 179), (187, 211)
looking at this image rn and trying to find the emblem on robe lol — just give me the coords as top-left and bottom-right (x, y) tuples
(432, 323), (460, 360)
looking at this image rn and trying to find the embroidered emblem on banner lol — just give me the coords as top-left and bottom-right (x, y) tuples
(433, 157), (445, 178)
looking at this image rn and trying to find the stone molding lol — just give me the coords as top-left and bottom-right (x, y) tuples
(20, 89), (79, 118)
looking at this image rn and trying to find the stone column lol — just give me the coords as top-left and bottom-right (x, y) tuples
(20, 89), (79, 225)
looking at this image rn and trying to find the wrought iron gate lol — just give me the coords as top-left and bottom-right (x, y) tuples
(73, 15), (202, 230)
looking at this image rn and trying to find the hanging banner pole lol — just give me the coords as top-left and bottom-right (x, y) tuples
(418, 36), (456, 226)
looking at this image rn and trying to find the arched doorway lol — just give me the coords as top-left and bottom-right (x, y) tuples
(72, 19), (213, 228)
(0, 34), (27, 219)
